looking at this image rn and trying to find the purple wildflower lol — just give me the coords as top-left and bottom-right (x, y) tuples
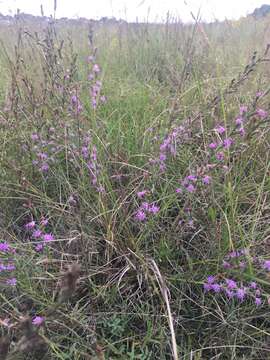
(43, 233), (54, 242)
(37, 152), (48, 160)
(239, 105), (248, 115)
(135, 210), (146, 221)
(0, 242), (10, 252)
(32, 316), (44, 325)
(41, 162), (50, 172)
(209, 142), (218, 149)
(25, 221), (36, 230)
(137, 190), (147, 199)
(223, 138), (233, 149)
(257, 108), (268, 119)
(35, 244), (44, 252)
(176, 188), (182, 193)
(263, 260), (270, 271)
(255, 297), (262, 307)
(225, 279), (237, 290)
(187, 175), (197, 182)
(31, 133), (39, 141)
(6, 278), (17, 286)
(32, 229), (42, 239)
(212, 283), (221, 293)
(238, 127), (245, 136)
(203, 283), (212, 292)
(186, 184), (196, 193)
(202, 175), (211, 185)
(215, 125), (226, 135)
(236, 288), (246, 301)
(141, 202), (150, 210)
(159, 153), (166, 161)
(149, 204), (160, 214)
(225, 289), (234, 299)
(207, 276), (216, 284)
(235, 117), (243, 126)
(216, 152), (224, 161)
(249, 282), (257, 290)
(93, 64), (100, 73)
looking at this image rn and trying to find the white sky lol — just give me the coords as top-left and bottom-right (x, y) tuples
(0, 0), (270, 22)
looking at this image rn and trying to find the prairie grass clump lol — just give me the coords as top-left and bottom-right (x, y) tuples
(1, 11), (270, 359)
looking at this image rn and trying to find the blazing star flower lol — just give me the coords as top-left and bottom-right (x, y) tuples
(137, 190), (147, 198)
(211, 283), (222, 293)
(43, 233), (54, 242)
(203, 283), (212, 291)
(71, 95), (78, 105)
(159, 153), (166, 161)
(216, 152), (224, 161)
(235, 117), (243, 126)
(257, 108), (268, 119)
(202, 175), (211, 185)
(225, 279), (237, 290)
(187, 175), (197, 182)
(92, 64), (100, 73)
(249, 282), (257, 290)
(223, 138), (233, 149)
(239, 105), (248, 115)
(238, 127), (245, 136)
(225, 289), (234, 299)
(32, 316), (44, 325)
(141, 201), (150, 211)
(0, 242), (10, 252)
(35, 244), (44, 252)
(215, 125), (226, 135)
(263, 260), (270, 271)
(255, 297), (262, 307)
(256, 91), (263, 98)
(5, 264), (15, 271)
(236, 288), (246, 301)
(31, 133), (39, 141)
(32, 229), (42, 239)
(149, 204), (160, 214)
(6, 278), (17, 286)
(25, 221), (36, 230)
(209, 142), (218, 149)
(176, 188), (182, 193)
(100, 95), (107, 103)
(207, 276), (216, 284)
(81, 146), (89, 159)
(40, 163), (49, 172)
(186, 184), (196, 193)
(37, 152), (48, 160)
(135, 210), (146, 221)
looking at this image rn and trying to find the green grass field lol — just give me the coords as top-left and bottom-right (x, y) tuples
(1, 11), (270, 359)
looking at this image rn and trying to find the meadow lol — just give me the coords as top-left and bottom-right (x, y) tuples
(0, 10), (270, 359)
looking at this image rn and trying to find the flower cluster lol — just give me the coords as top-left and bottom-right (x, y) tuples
(71, 93), (83, 114)
(30, 128), (59, 173)
(24, 218), (55, 252)
(134, 191), (160, 221)
(0, 241), (16, 287)
(150, 124), (190, 173)
(80, 135), (104, 192)
(176, 173), (212, 194)
(203, 276), (264, 306)
(87, 55), (106, 109)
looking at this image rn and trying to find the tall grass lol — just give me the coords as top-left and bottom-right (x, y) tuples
(0, 12), (270, 359)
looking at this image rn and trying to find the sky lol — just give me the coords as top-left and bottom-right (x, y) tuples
(0, 0), (270, 23)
